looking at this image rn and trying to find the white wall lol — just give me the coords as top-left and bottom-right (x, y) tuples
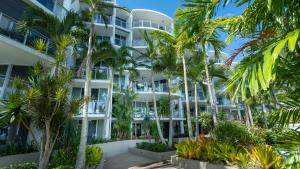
(93, 139), (149, 157)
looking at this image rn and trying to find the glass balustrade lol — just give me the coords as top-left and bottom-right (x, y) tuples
(72, 67), (109, 80)
(132, 20), (173, 33)
(78, 100), (106, 115)
(0, 12), (55, 56)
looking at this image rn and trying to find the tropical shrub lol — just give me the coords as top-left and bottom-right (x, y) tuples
(136, 142), (169, 152)
(250, 145), (282, 169)
(86, 146), (102, 168)
(175, 139), (201, 160)
(199, 112), (212, 133)
(51, 166), (74, 169)
(212, 121), (263, 146)
(214, 143), (245, 166)
(0, 162), (37, 169)
(50, 146), (102, 168)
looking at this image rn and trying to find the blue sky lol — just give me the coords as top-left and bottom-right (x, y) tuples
(117, 0), (248, 60)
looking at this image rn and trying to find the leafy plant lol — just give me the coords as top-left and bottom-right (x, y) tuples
(250, 145), (282, 169)
(199, 112), (212, 133)
(136, 142), (169, 152)
(34, 39), (47, 52)
(212, 121), (263, 146)
(176, 139), (201, 160)
(214, 143), (244, 166)
(86, 146), (102, 169)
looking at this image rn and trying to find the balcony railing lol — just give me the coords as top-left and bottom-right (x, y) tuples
(114, 39), (130, 47)
(36, 0), (67, 20)
(0, 12), (55, 56)
(72, 67), (110, 80)
(115, 18), (129, 29)
(132, 39), (147, 47)
(132, 109), (183, 118)
(93, 15), (112, 25)
(133, 20), (173, 34)
(78, 100), (106, 115)
(132, 82), (169, 93)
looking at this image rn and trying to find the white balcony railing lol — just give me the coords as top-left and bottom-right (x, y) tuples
(0, 12), (56, 56)
(132, 39), (147, 47)
(93, 15), (113, 25)
(72, 67), (110, 80)
(132, 20), (173, 34)
(78, 100), (106, 115)
(132, 109), (183, 118)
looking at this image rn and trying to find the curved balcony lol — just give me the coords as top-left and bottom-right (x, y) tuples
(132, 20), (173, 34)
(77, 100), (107, 115)
(72, 67), (110, 80)
(132, 109), (183, 119)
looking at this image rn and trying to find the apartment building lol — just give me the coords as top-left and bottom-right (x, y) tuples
(0, 0), (239, 145)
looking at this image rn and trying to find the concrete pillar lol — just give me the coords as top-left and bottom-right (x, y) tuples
(0, 64), (12, 99)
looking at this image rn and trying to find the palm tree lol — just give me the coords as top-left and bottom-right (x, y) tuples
(151, 33), (178, 147)
(92, 41), (136, 139)
(141, 31), (166, 144)
(175, 3), (226, 126)
(75, 1), (126, 168)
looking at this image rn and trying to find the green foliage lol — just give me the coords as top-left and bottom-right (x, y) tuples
(158, 97), (170, 117)
(51, 166), (74, 169)
(214, 143), (248, 166)
(211, 121), (264, 146)
(112, 89), (136, 139)
(0, 163), (37, 169)
(217, 111), (227, 122)
(50, 146), (102, 169)
(175, 139), (201, 160)
(136, 142), (169, 152)
(199, 112), (212, 133)
(86, 146), (102, 168)
(34, 39), (47, 52)
(249, 145), (282, 169)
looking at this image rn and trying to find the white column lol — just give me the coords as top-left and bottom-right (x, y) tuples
(111, 8), (116, 45)
(0, 65), (13, 99)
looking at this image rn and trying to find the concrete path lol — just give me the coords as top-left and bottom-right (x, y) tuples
(104, 152), (177, 169)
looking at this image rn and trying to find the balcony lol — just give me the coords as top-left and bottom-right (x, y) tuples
(93, 15), (112, 25)
(115, 18), (129, 29)
(114, 39), (130, 47)
(77, 100), (106, 115)
(72, 67), (110, 80)
(132, 20), (173, 34)
(132, 108), (183, 119)
(0, 12), (55, 56)
(132, 82), (169, 93)
(132, 39), (147, 47)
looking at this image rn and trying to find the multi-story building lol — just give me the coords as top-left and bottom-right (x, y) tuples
(0, 0), (240, 145)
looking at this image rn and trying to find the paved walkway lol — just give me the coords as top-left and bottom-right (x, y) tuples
(104, 152), (177, 169)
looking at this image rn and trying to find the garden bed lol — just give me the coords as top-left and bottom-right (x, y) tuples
(171, 155), (237, 169)
(129, 148), (175, 161)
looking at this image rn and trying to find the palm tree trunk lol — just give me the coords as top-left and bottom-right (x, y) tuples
(182, 56), (193, 138)
(151, 70), (166, 144)
(38, 122), (51, 169)
(194, 83), (199, 138)
(75, 16), (94, 169)
(261, 103), (268, 128)
(167, 78), (173, 148)
(104, 69), (114, 139)
(246, 104), (254, 126)
(202, 45), (217, 126)
(236, 100), (242, 121)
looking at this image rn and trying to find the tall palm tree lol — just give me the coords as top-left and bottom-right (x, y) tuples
(152, 33), (178, 147)
(92, 41), (136, 139)
(75, 1), (126, 168)
(175, 3), (226, 126)
(141, 31), (166, 144)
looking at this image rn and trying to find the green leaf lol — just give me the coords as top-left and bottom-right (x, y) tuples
(257, 63), (267, 90)
(287, 29), (300, 52)
(263, 49), (273, 85)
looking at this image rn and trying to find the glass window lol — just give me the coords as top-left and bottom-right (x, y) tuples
(11, 66), (30, 79)
(0, 65), (8, 76)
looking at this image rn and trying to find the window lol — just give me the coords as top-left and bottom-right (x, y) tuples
(96, 36), (110, 44)
(115, 17), (127, 28)
(115, 34), (126, 46)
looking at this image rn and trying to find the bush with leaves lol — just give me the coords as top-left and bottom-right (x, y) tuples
(199, 112), (212, 133)
(249, 145), (282, 169)
(136, 142), (169, 152)
(175, 139), (201, 160)
(50, 146), (102, 169)
(212, 121), (265, 146)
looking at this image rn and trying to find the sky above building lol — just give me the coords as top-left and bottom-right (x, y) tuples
(117, 0), (248, 61)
